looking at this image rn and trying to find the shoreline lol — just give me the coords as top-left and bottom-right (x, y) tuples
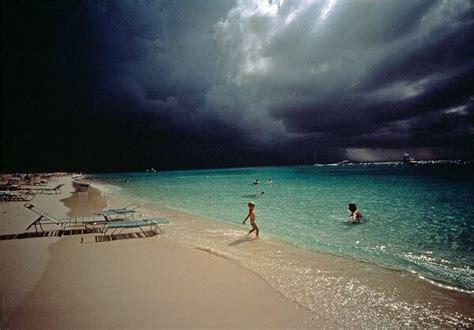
(86, 172), (473, 295)
(1, 174), (472, 327)
(1, 176), (318, 328)
(86, 176), (474, 327)
(89, 177), (470, 292)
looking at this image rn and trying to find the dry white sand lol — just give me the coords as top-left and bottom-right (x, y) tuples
(1, 176), (73, 325)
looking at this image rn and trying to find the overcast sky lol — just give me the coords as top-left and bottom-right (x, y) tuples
(3, 0), (473, 171)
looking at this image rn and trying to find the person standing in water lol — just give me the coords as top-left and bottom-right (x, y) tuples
(243, 201), (259, 237)
(348, 203), (363, 222)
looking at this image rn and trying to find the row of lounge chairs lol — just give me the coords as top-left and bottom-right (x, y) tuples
(15, 184), (64, 195)
(0, 184), (64, 202)
(0, 190), (35, 202)
(23, 203), (169, 237)
(0, 173), (57, 189)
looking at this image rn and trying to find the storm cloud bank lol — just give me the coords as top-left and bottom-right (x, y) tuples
(3, 0), (473, 171)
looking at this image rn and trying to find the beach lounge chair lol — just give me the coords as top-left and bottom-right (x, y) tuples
(0, 190), (35, 202)
(23, 203), (104, 233)
(100, 217), (170, 236)
(24, 203), (61, 232)
(31, 184), (64, 195)
(23, 203), (168, 237)
(17, 184), (64, 195)
(94, 204), (141, 219)
(107, 204), (140, 212)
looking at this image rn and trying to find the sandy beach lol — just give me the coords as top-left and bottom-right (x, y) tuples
(4, 0), (474, 327)
(1, 174), (473, 328)
(1, 175), (318, 328)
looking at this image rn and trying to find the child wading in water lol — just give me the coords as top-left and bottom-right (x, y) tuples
(243, 201), (259, 237)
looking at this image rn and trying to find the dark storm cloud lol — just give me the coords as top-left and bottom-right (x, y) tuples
(88, 0), (241, 134)
(3, 0), (473, 171)
(208, 0), (474, 161)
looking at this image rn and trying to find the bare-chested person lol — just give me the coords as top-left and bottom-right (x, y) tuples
(243, 201), (259, 238)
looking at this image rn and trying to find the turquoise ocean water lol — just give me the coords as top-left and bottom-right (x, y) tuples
(90, 163), (474, 293)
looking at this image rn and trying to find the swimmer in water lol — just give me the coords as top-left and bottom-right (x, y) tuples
(348, 203), (363, 223)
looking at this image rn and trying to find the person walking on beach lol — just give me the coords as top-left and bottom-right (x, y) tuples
(348, 203), (363, 223)
(243, 201), (259, 237)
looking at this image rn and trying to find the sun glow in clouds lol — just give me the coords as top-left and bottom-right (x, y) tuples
(319, 0), (337, 23)
(244, 0), (279, 17)
(284, 0), (316, 25)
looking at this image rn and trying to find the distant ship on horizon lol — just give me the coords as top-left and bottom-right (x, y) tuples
(402, 153), (418, 165)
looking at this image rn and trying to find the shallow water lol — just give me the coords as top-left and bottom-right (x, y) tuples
(89, 163), (474, 327)
(91, 163), (474, 292)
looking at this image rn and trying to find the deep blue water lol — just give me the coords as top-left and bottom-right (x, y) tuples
(91, 163), (474, 291)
